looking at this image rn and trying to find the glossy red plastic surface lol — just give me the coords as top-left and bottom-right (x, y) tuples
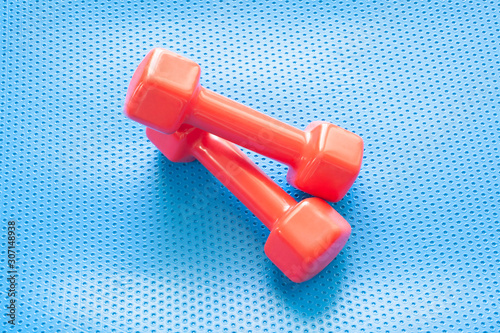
(146, 126), (351, 283)
(125, 48), (364, 202)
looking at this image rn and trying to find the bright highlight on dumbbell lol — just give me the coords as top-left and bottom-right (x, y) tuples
(125, 48), (364, 202)
(146, 126), (351, 283)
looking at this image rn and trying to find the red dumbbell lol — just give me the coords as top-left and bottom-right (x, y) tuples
(146, 125), (351, 283)
(125, 48), (364, 202)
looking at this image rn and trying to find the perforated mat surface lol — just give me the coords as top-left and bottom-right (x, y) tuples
(1, 0), (499, 332)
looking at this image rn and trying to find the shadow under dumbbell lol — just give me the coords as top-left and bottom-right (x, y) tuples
(266, 248), (350, 317)
(150, 151), (270, 280)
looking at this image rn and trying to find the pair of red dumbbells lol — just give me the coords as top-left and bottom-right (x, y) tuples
(124, 48), (364, 283)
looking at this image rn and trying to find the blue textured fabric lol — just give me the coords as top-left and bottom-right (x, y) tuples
(1, 1), (499, 332)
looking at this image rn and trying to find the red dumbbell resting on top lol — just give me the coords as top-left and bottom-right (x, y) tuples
(125, 48), (364, 202)
(146, 125), (351, 283)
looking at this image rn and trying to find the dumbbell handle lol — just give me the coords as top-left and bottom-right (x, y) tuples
(188, 87), (306, 166)
(148, 128), (297, 230)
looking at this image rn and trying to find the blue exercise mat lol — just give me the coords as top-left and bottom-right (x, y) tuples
(1, 0), (499, 332)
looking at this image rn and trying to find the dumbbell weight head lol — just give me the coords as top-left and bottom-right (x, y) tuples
(125, 48), (201, 134)
(265, 197), (351, 283)
(147, 124), (201, 163)
(287, 121), (364, 203)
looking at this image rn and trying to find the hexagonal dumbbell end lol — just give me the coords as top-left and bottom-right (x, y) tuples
(125, 48), (201, 134)
(265, 197), (350, 283)
(145, 124), (203, 163)
(287, 121), (364, 203)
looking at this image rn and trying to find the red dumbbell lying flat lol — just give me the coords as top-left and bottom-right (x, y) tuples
(146, 125), (351, 283)
(125, 48), (364, 202)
